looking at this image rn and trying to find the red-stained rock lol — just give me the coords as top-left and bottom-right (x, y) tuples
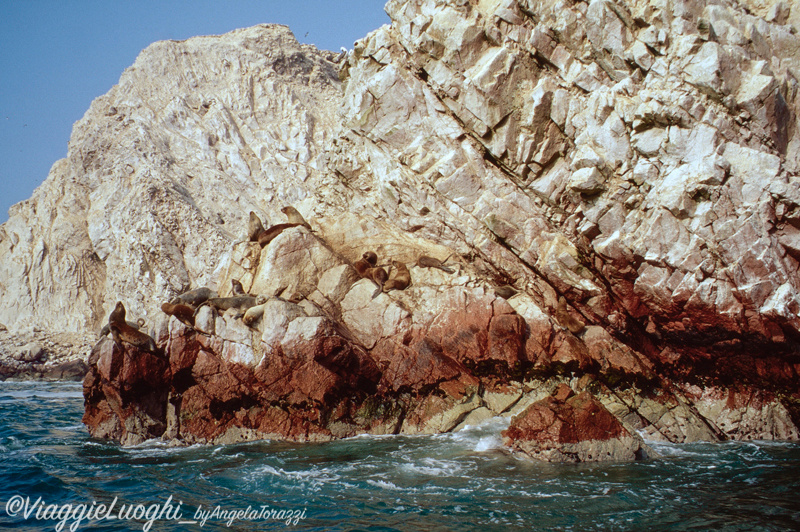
(548, 332), (594, 370)
(372, 335), (463, 393)
(502, 390), (650, 462)
(82, 337), (171, 445)
(428, 292), (493, 364)
(488, 313), (526, 365)
(82, 263), (800, 450)
(504, 391), (625, 444)
(552, 382), (574, 402)
(581, 326), (651, 377)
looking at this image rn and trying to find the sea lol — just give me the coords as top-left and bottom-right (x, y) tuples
(1, 381), (799, 532)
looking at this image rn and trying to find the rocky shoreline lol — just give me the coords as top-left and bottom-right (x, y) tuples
(4, 0), (800, 461)
(82, 226), (799, 458)
(0, 331), (90, 381)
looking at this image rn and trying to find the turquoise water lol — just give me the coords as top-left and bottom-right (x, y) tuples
(1, 381), (799, 531)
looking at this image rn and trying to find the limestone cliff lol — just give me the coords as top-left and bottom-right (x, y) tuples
(4, 1), (800, 457)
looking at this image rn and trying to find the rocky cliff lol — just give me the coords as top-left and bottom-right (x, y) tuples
(5, 0), (800, 458)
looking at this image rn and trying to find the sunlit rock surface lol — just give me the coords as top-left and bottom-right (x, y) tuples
(1, 2), (799, 459)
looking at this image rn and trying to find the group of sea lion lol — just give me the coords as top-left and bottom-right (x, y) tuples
(353, 250), (455, 299)
(163, 281), (270, 330)
(156, 279), (275, 339)
(101, 301), (160, 354)
(102, 205), (462, 353)
(160, 286), (219, 329)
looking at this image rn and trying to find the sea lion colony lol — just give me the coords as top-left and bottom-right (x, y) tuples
(105, 206), (468, 351)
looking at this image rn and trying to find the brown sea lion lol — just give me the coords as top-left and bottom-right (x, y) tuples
(556, 296), (585, 334)
(368, 266), (389, 299)
(100, 317), (144, 338)
(242, 295), (270, 326)
(108, 302), (159, 353)
(195, 295), (259, 319)
(257, 223), (303, 247)
(161, 302), (196, 328)
(231, 279), (247, 296)
(170, 287), (217, 308)
(417, 255), (454, 274)
(383, 260), (411, 292)
(281, 206), (312, 230)
(354, 251), (378, 277)
(248, 211), (266, 242)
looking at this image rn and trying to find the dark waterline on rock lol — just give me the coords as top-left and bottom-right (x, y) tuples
(1, 381), (799, 531)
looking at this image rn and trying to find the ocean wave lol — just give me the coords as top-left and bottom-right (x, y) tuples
(251, 464), (341, 487)
(2, 381), (799, 531)
(399, 457), (463, 477)
(0, 389), (84, 402)
(366, 479), (403, 491)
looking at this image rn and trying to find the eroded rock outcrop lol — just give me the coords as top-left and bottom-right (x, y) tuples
(2, 0), (799, 459)
(83, 225), (798, 458)
(503, 384), (652, 462)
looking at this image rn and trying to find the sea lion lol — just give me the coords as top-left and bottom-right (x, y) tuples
(354, 251), (378, 277)
(351, 250), (386, 297)
(281, 206), (312, 230)
(383, 260), (411, 292)
(556, 296), (585, 334)
(108, 302), (159, 353)
(231, 279), (247, 297)
(257, 223), (303, 247)
(367, 265), (389, 299)
(248, 211), (266, 242)
(170, 287), (217, 309)
(195, 295), (259, 319)
(99, 317), (144, 338)
(417, 255), (454, 274)
(161, 302), (196, 328)
(242, 295), (270, 326)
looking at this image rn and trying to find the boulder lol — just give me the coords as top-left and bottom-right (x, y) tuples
(503, 388), (652, 462)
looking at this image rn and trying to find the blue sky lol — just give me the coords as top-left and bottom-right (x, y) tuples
(0, 1), (390, 223)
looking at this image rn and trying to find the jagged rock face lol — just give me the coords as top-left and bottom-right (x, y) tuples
(5, 2), (800, 455)
(83, 227), (799, 453)
(335, 0), (800, 394)
(0, 24), (344, 335)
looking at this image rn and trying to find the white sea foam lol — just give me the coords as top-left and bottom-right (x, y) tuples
(473, 434), (503, 452)
(0, 388), (83, 402)
(121, 441), (207, 458)
(366, 479), (402, 490)
(441, 416), (510, 453)
(253, 464), (341, 488)
(349, 432), (398, 440)
(399, 457), (463, 477)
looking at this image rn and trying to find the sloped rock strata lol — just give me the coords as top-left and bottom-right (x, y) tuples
(84, 228), (799, 459)
(0, 0), (795, 458)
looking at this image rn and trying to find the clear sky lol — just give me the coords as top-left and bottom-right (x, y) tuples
(0, 1), (390, 224)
